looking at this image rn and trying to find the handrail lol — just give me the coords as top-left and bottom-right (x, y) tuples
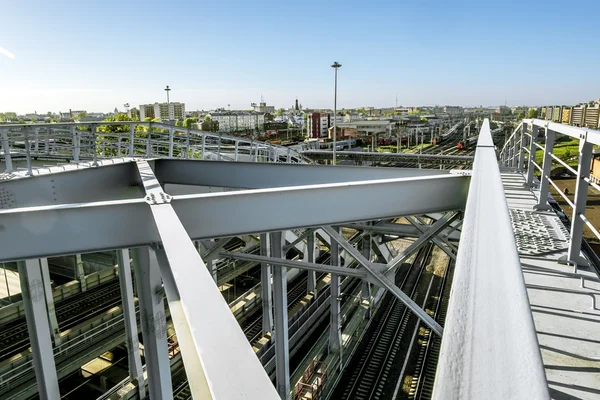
(433, 119), (548, 399)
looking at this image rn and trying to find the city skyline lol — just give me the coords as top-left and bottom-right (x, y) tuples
(1, 0), (599, 114)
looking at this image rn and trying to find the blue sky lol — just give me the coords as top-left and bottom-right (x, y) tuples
(1, 0), (599, 113)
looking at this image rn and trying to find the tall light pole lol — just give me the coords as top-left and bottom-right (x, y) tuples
(164, 85), (171, 120)
(331, 61), (341, 165)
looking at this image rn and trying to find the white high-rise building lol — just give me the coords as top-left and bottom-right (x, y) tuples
(139, 102), (185, 120)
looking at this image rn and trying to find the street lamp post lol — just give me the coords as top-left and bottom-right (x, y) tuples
(164, 85), (171, 120)
(331, 62), (341, 165)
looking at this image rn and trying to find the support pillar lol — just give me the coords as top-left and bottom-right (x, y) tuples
(208, 258), (218, 283)
(34, 128), (39, 154)
(39, 258), (61, 346)
(168, 128), (174, 158)
(116, 249), (146, 399)
(361, 230), (372, 320)
(1, 129), (13, 172)
(565, 138), (594, 270)
(525, 125), (539, 187)
(270, 231), (290, 400)
(17, 259), (60, 399)
(534, 128), (555, 211)
(72, 126), (80, 162)
(201, 134), (206, 160)
(129, 124), (135, 156)
(186, 127), (191, 159)
(146, 123), (152, 157)
(260, 233), (274, 335)
(307, 231), (317, 294)
(74, 254), (87, 292)
(329, 227), (342, 359)
(518, 123), (527, 171)
(132, 247), (173, 400)
(234, 141), (239, 161)
(24, 128), (33, 176)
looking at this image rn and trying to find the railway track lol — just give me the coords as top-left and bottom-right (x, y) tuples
(0, 280), (122, 361)
(399, 257), (454, 400)
(332, 244), (434, 400)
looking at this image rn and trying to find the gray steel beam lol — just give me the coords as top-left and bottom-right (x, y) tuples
(526, 125), (539, 187)
(153, 159), (451, 189)
(116, 249), (146, 399)
(0, 161), (143, 208)
(132, 247), (173, 400)
(411, 216), (458, 260)
(534, 128), (555, 211)
(260, 233), (274, 335)
(221, 251), (369, 280)
(0, 173), (468, 263)
(135, 160), (278, 399)
(432, 119), (547, 400)
(306, 231), (317, 293)
(271, 231), (290, 399)
(566, 138), (594, 269)
(384, 213), (458, 276)
(329, 227), (342, 358)
(39, 257), (61, 346)
(75, 254), (87, 292)
(321, 226), (442, 336)
(361, 228), (372, 319)
(17, 259), (60, 399)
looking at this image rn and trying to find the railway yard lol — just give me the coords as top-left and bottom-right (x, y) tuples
(4, 117), (583, 400)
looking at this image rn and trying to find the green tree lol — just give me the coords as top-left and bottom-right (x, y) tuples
(276, 108), (285, 117)
(527, 109), (538, 118)
(265, 113), (274, 122)
(183, 118), (198, 129)
(18, 118), (25, 124)
(420, 117), (428, 122)
(175, 119), (182, 126)
(77, 111), (87, 120)
(204, 115), (212, 121)
(517, 111), (526, 119)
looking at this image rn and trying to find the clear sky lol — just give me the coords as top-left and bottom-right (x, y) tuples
(1, 0), (599, 114)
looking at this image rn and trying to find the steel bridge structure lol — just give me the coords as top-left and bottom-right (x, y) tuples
(0, 119), (598, 399)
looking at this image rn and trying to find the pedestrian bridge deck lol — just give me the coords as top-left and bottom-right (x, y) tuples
(502, 170), (600, 399)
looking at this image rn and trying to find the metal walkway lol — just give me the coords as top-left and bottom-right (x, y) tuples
(503, 171), (600, 399)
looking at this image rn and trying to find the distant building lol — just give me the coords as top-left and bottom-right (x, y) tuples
(139, 102), (185, 120)
(128, 108), (140, 120)
(251, 101), (275, 113)
(139, 104), (155, 120)
(307, 112), (331, 138)
(207, 111), (265, 133)
(443, 106), (463, 116)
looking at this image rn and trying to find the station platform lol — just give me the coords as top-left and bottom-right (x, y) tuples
(502, 171), (600, 399)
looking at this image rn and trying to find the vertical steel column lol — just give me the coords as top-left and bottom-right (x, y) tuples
(17, 259), (60, 399)
(208, 259), (218, 283)
(39, 258), (61, 346)
(329, 227), (342, 359)
(24, 128), (33, 176)
(270, 231), (290, 399)
(116, 249), (146, 398)
(129, 124), (135, 156)
(201, 134), (206, 160)
(91, 125), (98, 166)
(34, 127), (39, 154)
(1, 129), (13, 172)
(307, 231), (317, 294)
(168, 127), (174, 158)
(72, 126), (80, 162)
(234, 141), (239, 161)
(518, 123), (527, 171)
(534, 128), (555, 211)
(512, 128), (520, 169)
(361, 230), (372, 320)
(260, 233), (274, 335)
(567, 137), (594, 271)
(217, 135), (222, 160)
(74, 254), (87, 292)
(186, 127), (190, 159)
(132, 247), (173, 399)
(526, 125), (539, 186)
(146, 123), (152, 158)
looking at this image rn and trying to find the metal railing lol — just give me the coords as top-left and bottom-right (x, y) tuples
(499, 118), (600, 271)
(433, 119), (548, 399)
(0, 121), (310, 176)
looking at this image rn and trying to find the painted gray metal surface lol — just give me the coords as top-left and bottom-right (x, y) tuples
(0, 172), (468, 263)
(433, 119), (548, 400)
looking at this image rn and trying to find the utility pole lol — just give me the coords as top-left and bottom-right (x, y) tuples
(331, 61), (342, 165)
(164, 86), (171, 120)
